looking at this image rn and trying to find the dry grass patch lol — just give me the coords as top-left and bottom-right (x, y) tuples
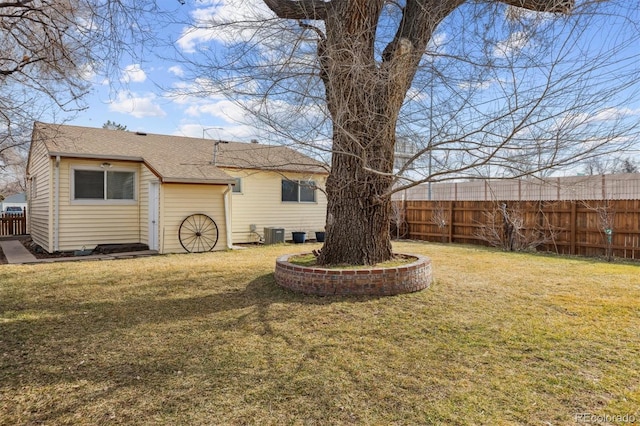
(1, 242), (639, 425)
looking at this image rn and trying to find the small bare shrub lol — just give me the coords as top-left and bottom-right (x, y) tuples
(430, 202), (449, 243)
(476, 202), (559, 252)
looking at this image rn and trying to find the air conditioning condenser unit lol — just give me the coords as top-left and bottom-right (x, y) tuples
(264, 227), (285, 245)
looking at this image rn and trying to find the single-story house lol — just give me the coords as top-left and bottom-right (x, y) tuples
(26, 122), (328, 254)
(1, 192), (27, 214)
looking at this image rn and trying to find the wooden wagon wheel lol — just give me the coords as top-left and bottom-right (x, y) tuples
(178, 214), (219, 253)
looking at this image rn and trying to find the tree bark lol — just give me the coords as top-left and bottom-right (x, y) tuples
(315, 1), (415, 265)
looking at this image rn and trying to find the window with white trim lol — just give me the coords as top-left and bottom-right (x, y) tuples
(232, 177), (242, 193)
(73, 168), (136, 201)
(281, 179), (316, 203)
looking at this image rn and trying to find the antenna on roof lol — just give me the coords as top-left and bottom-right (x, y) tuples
(202, 127), (226, 164)
(212, 140), (229, 165)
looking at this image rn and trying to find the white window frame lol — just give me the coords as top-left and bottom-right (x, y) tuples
(232, 177), (243, 194)
(281, 179), (317, 203)
(71, 165), (138, 204)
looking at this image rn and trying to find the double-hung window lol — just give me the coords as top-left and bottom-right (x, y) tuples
(73, 168), (136, 201)
(281, 179), (316, 203)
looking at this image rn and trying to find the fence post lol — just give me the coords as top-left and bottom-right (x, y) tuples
(448, 201), (454, 243)
(518, 180), (522, 201)
(403, 198), (408, 239)
(23, 207), (27, 235)
(570, 201), (577, 255)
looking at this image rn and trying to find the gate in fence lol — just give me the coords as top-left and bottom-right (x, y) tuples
(0, 209), (27, 236)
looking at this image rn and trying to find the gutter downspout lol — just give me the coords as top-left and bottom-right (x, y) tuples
(223, 184), (233, 249)
(25, 175), (31, 234)
(54, 155), (60, 252)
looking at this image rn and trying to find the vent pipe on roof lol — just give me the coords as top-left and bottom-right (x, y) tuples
(251, 139), (259, 144)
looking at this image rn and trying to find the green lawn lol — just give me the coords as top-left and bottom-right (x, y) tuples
(1, 242), (639, 425)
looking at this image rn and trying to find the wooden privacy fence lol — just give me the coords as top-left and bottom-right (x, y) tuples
(0, 209), (27, 236)
(400, 200), (640, 260)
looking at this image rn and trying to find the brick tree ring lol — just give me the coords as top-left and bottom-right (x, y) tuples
(274, 253), (432, 296)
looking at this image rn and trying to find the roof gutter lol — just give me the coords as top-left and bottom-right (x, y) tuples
(48, 152), (144, 163)
(217, 165), (329, 175)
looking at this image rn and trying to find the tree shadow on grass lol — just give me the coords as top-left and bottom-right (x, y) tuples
(1, 272), (386, 424)
(0, 273), (390, 423)
(3, 271), (379, 346)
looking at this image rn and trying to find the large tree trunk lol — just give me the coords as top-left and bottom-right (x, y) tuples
(262, 0), (575, 266)
(318, 122), (396, 266)
(315, 2), (419, 265)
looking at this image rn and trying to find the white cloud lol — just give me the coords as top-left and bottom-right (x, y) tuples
(168, 66), (185, 77)
(170, 79), (230, 105)
(428, 32), (447, 54)
(493, 31), (530, 59)
(505, 5), (556, 25)
(184, 99), (247, 123)
(120, 64), (147, 83)
(176, 0), (274, 53)
(79, 63), (97, 82)
(458, 79), (495, 91)
(591, 107), (640, 122)
(544, 106), (640, 144)
(175, 122), (258, 141)
(108, 92), (166, 118)
(169, 79), (254, 123)
(178, 26), (217, 54)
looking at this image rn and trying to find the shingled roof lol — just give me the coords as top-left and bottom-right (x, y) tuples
(31, 122), (327, 184)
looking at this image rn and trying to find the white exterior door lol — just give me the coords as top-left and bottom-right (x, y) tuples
(148, 182), (160, 251)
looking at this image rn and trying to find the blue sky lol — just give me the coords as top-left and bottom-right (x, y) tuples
(67, 49), (257, 142)
(66, 0), (270, 142)
(64, 0), (640, 160)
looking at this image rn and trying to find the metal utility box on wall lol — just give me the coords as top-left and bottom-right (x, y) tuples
(264, 227), (285, 245)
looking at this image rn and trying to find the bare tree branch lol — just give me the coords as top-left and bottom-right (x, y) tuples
(175, 0), (635, 265)
(263, 0), (329, 20)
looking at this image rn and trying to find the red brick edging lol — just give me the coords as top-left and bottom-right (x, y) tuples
(274, 253), (432, 296)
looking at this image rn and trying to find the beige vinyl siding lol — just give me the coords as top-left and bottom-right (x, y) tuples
(160, 183), (228, 253)
(224, 169), (327, 243)
(56, 159), (142, 252)
(27, 139), (53, 252)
